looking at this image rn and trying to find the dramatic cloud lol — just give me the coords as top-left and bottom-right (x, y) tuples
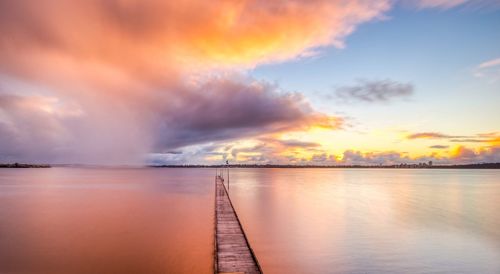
(153, 77), (342, 150)
(335, 79), (413, 103)
(0, 76), (342, 163)
(0, 0), (391, 74)
(0, 0), (496, 165)
(0, 0), (391, 163)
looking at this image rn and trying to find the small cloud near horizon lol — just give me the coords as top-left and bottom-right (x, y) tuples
(407, 131), (499, 144)
(407, 132), (454, 139)
(430, 145), (449, 149)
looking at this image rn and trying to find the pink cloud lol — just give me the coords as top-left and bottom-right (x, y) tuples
(475, 57), (500, 81)
(478, 58), (500, 69)
(3, 0), (388, 163)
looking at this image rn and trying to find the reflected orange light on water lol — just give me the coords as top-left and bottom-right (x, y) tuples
(1, 168), (499, 273)
(0, 168), (214, 274)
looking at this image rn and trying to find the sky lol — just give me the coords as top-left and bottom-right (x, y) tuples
(0, 0), (499, 165)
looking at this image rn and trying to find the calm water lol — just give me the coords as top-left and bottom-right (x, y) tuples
(0, 168), (499, 273)
(228, 169), (500, 274)
(0, 168), (214, 274)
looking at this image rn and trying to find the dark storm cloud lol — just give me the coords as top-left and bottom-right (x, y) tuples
(153, 77), (342, 151)
(0, 76), (342, 163)
(335, 79), (413, 103)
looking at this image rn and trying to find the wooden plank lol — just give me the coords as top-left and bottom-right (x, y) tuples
(214, 175), (263, 274)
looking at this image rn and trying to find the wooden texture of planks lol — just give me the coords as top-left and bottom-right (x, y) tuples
(215, 175), (263, 274)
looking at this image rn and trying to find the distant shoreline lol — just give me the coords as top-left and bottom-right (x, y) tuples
(0, 163), (51, 168)
(1, 163), (498, 169)
(151, 163), (500, 169)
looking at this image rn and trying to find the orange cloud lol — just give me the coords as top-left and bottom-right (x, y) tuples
(4, 1), (384, 163)
(450, 146), (476, 159)
(448, 145), (500, 163)
(406, 131), (500, 147)
(406, 132), (452, 139)
(8, 1), (496, 165)
(0, 0), (391, 81)
(148, 132), (500, 165)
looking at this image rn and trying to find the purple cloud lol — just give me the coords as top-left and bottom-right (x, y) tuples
(335, 79), (413, 103)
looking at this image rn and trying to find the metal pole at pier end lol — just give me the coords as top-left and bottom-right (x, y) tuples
(226, 160), (229, 192)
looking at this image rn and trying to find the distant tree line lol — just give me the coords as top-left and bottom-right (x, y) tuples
(0, 163), (51, 168)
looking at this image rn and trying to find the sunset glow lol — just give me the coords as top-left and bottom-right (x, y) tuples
(0, 0), (499, 165)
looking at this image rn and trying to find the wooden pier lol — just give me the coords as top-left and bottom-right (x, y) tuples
(214, 175), (262, 274)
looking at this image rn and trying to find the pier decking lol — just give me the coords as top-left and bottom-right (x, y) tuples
(215, 175), (262, 274)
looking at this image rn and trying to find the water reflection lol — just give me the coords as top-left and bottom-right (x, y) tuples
(0, 168), (213, 274)
(1, 168), (499, 273)
(228, 168), (500, 274)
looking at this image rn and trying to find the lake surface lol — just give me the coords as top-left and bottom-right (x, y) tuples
(1, 168), (499, 273)
(0, 168), (214, 274)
